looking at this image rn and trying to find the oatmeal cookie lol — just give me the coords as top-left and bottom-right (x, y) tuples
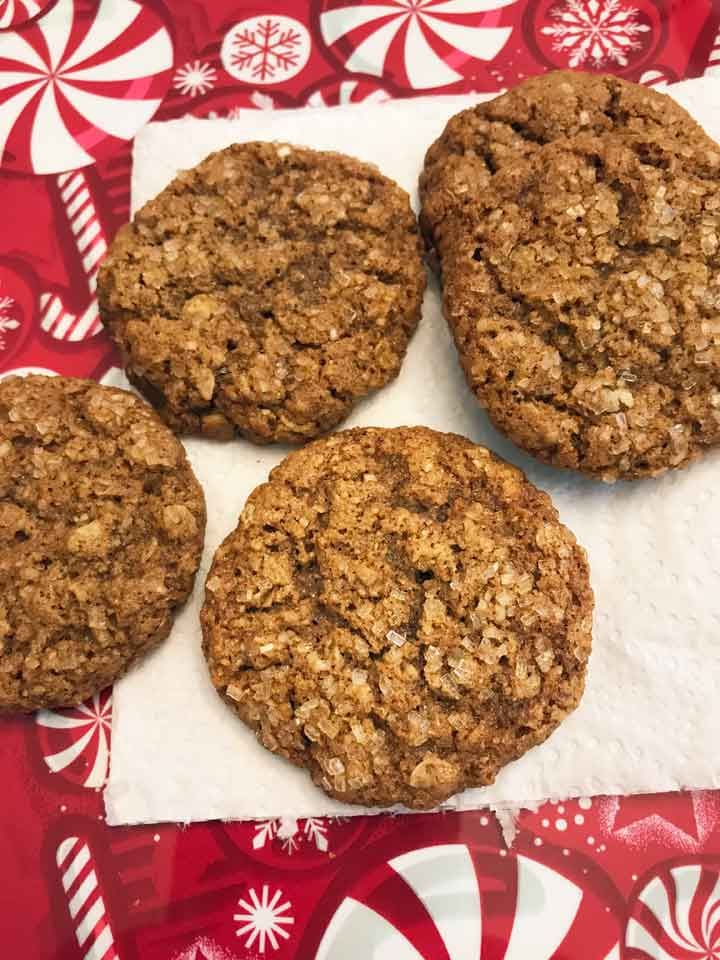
(99, 142), (425, 444)
(201, 426), (592, 809)
(0, 375), (205, 712)
(420, 71), (713, 253)
(420, 72), (720, 479)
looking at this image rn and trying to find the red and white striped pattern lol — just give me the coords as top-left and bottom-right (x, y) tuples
(0, 0), (48, 30)
(56, 836), (119, 960)
(39, 171), (106, 342)
(705, 27), (720, 77)
(625, 862), (720, 958)
(640, 68), (670, 88)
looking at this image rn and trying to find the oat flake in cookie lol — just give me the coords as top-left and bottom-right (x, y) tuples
(420, 72), (720, 480)
(98, 142), (425, 444)
(0, 375), (205, 712)
(201, 426), (592, 810)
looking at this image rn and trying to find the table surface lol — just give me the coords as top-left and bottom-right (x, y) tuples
(2, 1), (720, 958)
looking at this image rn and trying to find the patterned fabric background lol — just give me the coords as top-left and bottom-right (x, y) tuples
(1, 1), (720, 957)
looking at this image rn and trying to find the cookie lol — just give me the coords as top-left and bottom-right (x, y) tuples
(98, 142), (426, 444)
(420, 71), (712, 253)
(0, 375), (205, 712)
(421, 73), (720, 480)
(201, 426), (592, 809)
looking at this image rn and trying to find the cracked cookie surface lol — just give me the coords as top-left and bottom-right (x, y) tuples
(201, 426), (592, 809)
(0, 375), (205, 712)
(99, 142), (425, 444)
(420, 72), (720, 479)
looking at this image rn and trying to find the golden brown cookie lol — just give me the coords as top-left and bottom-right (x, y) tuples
(0, 375), (205, 712)
(201, 426), (592, 809)
(421, 73), (720, 480)
(420, 71), (712, 253)
(99, 142), (426, 444)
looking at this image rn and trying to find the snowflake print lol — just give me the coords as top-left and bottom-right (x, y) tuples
(252, 816), (329, 855)
(173, 60), (217, 97)
(231, 20), (301, 81)
(234, 886), (294, 953)
(541, 0), (651, 68)
(253, 819), (278, 851)
(221, 16), (311, 85)
(0, 294), (19, 351)
(302, 818), (329, 852)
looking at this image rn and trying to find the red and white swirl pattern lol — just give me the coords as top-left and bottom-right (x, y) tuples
(319, 0), (518, 90)
(704, 25), (720, 78)
(314, 844), (619, 958)
(305, 78), (392, 106)
(0, 0), (173, 174)
(36, 691), (112, 789)
(626, 863), (720, 959)
(0, 0), (51, 30)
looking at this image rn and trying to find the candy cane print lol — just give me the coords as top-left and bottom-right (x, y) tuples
(56, 835), (120, 960)
(40, 170), (106, 342)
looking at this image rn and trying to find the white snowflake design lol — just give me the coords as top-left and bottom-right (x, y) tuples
(0, 294), (19, 351)
(173, 60), (217, 97)
(252, 816), (329, 854)
(541, 0), (651, 68)
(234, 885), (294, 953)
(221, 16), (311, 85)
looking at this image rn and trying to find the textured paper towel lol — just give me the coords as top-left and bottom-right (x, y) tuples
(105, 80), (720, 826)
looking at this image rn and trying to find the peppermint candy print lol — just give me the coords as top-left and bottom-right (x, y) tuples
(304, 77), (392, 107)
(0, 0), (51, 30)
(36, 690), (112, 789)
(318, 0), (519, 91)
(625, 862), (720, 958)
(640, 67), (676, 88)
(55, 834), (119, 960)
(0, 363), (57, 378)
(704, 23), (720, 78)
(0, 0), (173, 174)
(221, 16), (311, 85)
(202, 92), (289, 119)
(306, 844), (620, 958)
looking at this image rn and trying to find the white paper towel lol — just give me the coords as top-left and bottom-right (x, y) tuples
(105, 80), (720, 826)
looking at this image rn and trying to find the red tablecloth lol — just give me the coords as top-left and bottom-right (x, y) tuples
(2, 1), (720, 957)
